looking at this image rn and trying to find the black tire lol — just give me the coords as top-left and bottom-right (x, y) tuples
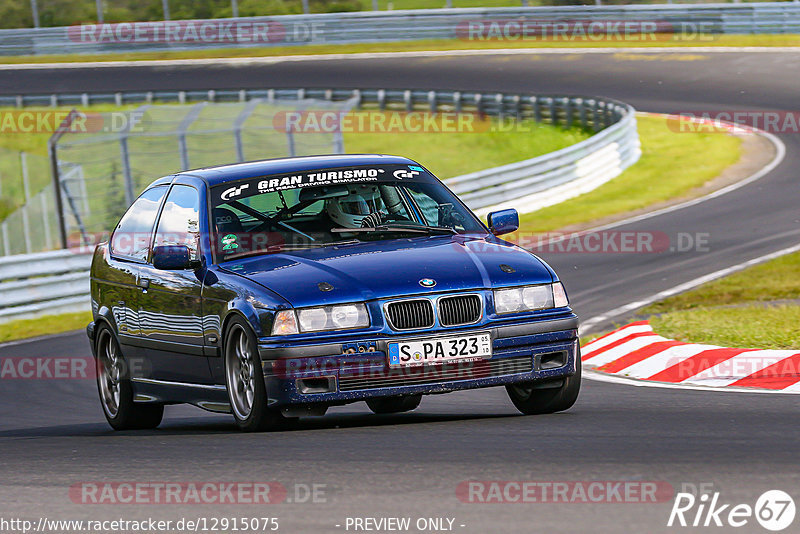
(95, 323), (164, 430)
(366, 395), (422, 414)
(506, 351), (581, 415)
(223, 317), (290, 432)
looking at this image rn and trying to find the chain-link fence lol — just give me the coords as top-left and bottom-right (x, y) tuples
(0, 149), (55, 256)
(49, 97), (355, 250)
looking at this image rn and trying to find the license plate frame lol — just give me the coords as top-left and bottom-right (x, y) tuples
(387, 332), (492, 367)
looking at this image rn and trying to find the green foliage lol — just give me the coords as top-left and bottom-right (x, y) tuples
(0, 195), (15, 221)
(1, 0), (363, 28)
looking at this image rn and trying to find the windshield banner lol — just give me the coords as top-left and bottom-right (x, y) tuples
(213, 165), (429, 204)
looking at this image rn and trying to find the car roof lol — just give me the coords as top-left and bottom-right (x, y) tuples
(155, 154), (420, 188)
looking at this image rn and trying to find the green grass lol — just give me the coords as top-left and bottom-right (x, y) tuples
(1, 33), (799, 65)
(641, 252), (800, 350)
(649, 306), (800, 350)
(643, 252), (800, 315)
(344, 118), (592, 179)
(0, 311), (92, 343)
(518, 115), (742, 232)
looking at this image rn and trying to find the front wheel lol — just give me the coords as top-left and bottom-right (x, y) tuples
(95, 324), (164, 430)
(506, 352), (581, 415)
(224, 317), (291, 432)
(366, 395), (422, 414)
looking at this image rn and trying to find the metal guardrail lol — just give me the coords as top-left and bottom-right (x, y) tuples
(0, 249), (91, 321)
(0, 87), (640, 321)
(0, 2), (799, 56)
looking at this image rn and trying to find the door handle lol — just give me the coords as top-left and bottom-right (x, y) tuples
(137, 278), (150, 291)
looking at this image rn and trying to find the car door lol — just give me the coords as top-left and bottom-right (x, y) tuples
(137, 184), (214, 384)
(106, 185), (169, 354)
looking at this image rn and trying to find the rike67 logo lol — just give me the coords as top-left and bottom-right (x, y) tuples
(668, 486), (796, 531)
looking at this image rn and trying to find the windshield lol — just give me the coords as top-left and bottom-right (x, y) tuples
(210, 164), (485, 261)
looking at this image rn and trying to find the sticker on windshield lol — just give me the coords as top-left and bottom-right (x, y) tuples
(221, 234), (239, 251)
(212, 165), (427, 204)
(393, 169), (420, 180)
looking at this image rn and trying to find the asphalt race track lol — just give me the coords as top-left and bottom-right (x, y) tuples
(1, 51), (799, 533)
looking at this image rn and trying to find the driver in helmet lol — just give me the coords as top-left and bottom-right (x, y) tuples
(326, 186), (384, 229)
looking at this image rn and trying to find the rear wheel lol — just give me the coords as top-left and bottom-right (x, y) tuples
(224, 317), (291, 432)
(506, 352), (581, 415)
(95, 324), (163, 430)
(366, 395), (422, 414)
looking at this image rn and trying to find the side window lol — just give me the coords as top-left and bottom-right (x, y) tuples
(110, 186), (167, 261)
(405, 186), (440, 226)
(153, 185), (201, 260)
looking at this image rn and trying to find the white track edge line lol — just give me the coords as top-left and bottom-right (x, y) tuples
(580, 240), (800, 335)
(585, 368), (800, 395)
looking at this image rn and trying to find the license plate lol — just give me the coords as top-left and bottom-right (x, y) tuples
(387, 333), (492, 367)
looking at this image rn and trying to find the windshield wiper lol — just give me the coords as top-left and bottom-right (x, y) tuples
(331, 224), (457, 235)
(221, 240), (360, 261)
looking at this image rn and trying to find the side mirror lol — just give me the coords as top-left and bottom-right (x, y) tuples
(152, 245), (193, 270)
(487, 209), (519, 236)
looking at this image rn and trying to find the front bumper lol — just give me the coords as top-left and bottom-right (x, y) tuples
(258, 315), (579, 406)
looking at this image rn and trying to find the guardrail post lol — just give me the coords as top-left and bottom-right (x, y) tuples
(119, 138), (134, 205)
(30, 0), (40, 28)
(592, 99), (602, 132)
(377, 89), (386, 111)
(1, 222), (9, 256)
(548, 97), (558, 127)
(20, 153), (32, 254)
(287, 127), (296, 157)
(41, 191), (52, 250)
(404, 90), (412, 112)
(564, 98), (573, 128)
(531, 96), (541, 123)
(578, 98), (587, 128)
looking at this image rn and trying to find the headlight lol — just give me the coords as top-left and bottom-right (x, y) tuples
(273, 303), (370, 335)
(493, 282), (568, 314)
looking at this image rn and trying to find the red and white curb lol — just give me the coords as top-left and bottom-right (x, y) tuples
(581, 321), (800, 392)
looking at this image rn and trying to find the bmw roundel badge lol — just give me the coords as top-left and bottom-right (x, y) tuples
(419, 278), (436, 288)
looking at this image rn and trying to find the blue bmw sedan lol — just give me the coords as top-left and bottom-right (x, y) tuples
(87, 154), (580, 431)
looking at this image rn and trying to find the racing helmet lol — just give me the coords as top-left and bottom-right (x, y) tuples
(326, 187), (383, 228)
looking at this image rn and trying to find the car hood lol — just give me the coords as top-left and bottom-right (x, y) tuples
(221, 235), (554, 307)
